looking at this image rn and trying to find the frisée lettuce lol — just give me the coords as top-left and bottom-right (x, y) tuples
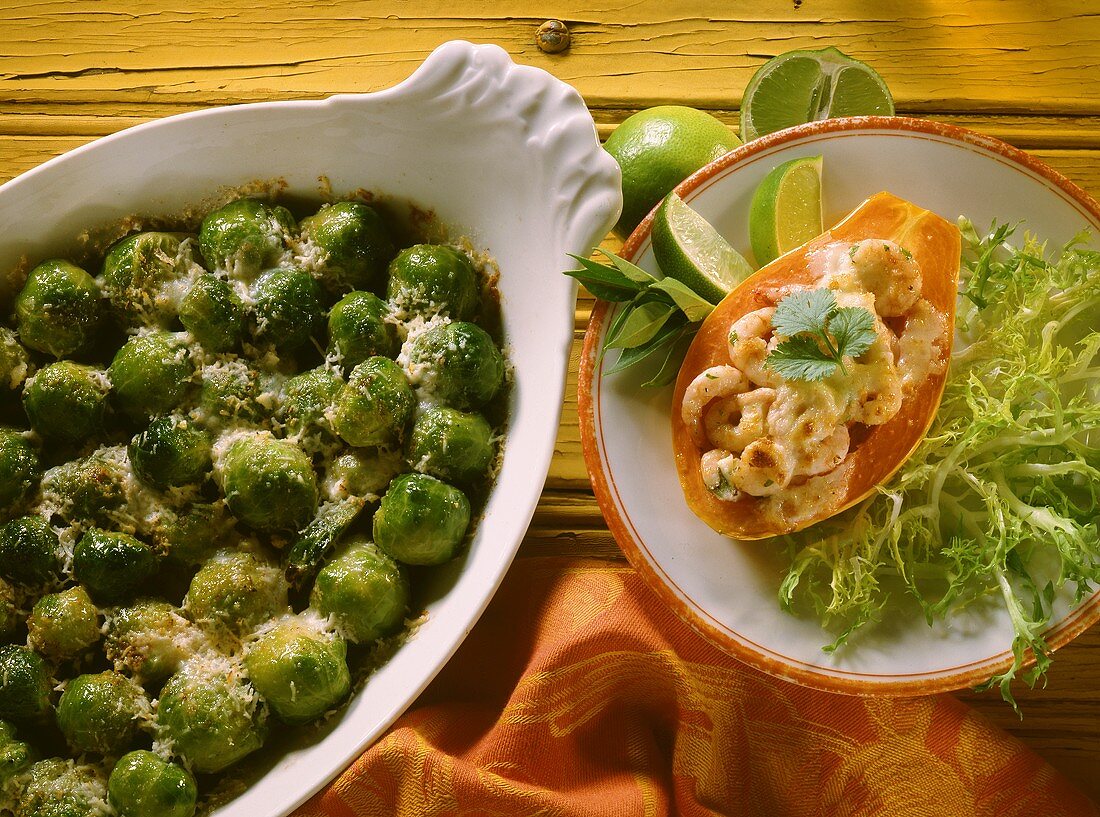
(778, 218), (1100, 707)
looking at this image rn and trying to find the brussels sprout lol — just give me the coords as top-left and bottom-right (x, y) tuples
(0, 516), (60, 588)
(14, 259), (101, 358)
(250, 266), (324, 351)
(243, 613), (350, 724)
(284, 497), (365, 585)
(109, 332), (193, 421)
(310, 538), (409, 643)
(26, 587), (101, 660)
(332, 357), (414, 448)
(0, 428), (40, 512)
(197, 359), (265, 427)
(373, 473), (470, 566)
(0, 719), (35, 790)
(156, 657), (267, 773)
(73, 529), (159, 604)
(0, 645), (52, 720)
(101, 232), (195, 327)
(387, 244), (479, 320)
(40, 452), (128, 527)
(281, 366), (342, 440)
(324, 446), (403, 499)
(198, 198), (294, 279)
(407, 321), (504, 409)
(183, 549), (288, 632)
(407, 406), (494, 484)
(300, 201), (395, 292)
(0, 327), (32, 392)
(0, 579), (18, 642)
(108, 751), (197, 817)
(215, 432), (318, 531)
(22, 362), (109, 445)
(17, 758), (109, 817)
(327, 291), (398, 369)
(56, 671), (147, 755)
(105, 600), (202, 684)
(152, 502), (233, 567)
(129, 416), (211, 490)
(178, 273), (246, 352)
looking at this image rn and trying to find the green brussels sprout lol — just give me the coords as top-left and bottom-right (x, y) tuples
(373, 473), (470, 566)
(14, 259), (101, 358)
(407, 321), (504, 409)
(324, 446), (403, 499)
(22, 362), (110, 445)
(327, 291), (398, 369)
(281, 366), (342, 440)
(332, 357), (414, 448)
(0, 428), (40, 512)
(156, 657), (267, 773)
(105, 600), (202, 684)
(183, 549), (288, 632)
(0, 579), (18, 642)
(0, 516), (60, 588)
(108, 750), (197, 817)
(284, 497), (365, 586)
(215, 431), (318, 531)
(109, 332), (193, 421)
(56, 671), (147, 755)
(310, 538), (409, 643)
(243, 613), (350, 724)
(300, 201), (395, 292)
(407, 406), (494, 484)
(101, 232), (196, 327)
(73, 529), (159, 604)
(129, 416), (211, 490)
(40, 451), (128, 527)
(0, 719), (36, 790)
(198, 198), (295, 279)
(0, 327), (33, 392)
(250, 266), (324, 350)
(387, 244), (479, 320)
(178, 273), (246, 352)
(17, 758), (109, 817)
(151, 502), (233, 567)
(0, 645), (52, 720)
(26, 587), (101, 660)
(197, 359), (266, 427)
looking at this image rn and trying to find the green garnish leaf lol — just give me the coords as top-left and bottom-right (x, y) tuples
(829, 306), (877, 360)
(604, 300), (677, 350)
(565, 254), (648, 301)
(649, 277), (716, 322)
(766, 289), (877, 380)
(767, 335), (839, 381)
(770, 288), (838, 337)
(604, 313), (689, 376)
(593, 247), (659, 285)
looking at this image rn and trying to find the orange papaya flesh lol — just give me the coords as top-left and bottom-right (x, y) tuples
(671, 192), (961, 540)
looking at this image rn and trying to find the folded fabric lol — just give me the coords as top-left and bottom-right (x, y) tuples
(295, 556), (1097, 817)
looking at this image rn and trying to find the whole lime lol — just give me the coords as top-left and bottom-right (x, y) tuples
(604, 106), (740, 238)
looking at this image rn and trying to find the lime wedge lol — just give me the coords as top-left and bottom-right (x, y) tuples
(652, 193), (754, 305)
(739, 47), (894, 142)
(748, 155), (823, 266)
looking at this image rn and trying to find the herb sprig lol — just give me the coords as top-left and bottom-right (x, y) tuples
(765, 289), (877, 381)
(565, 249), (715, 387)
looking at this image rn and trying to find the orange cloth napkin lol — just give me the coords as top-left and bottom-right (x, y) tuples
(295, 557), (1097, 817)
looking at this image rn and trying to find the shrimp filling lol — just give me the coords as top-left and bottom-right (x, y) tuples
(682, 239), (947, 502)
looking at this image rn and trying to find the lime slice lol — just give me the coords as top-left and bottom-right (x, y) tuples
(739, 47), (894, 142)
(652, 193), (754, 304)
(748, 155), (823, 266)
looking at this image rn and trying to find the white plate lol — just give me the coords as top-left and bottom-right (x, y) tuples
(580, 116), (1100, 695)
(0, 41), (620, 815)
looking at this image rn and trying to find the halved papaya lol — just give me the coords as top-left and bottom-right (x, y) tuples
(671, 191), (960, 539)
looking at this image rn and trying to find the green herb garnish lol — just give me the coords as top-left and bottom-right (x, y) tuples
(765, 289), (876, 381)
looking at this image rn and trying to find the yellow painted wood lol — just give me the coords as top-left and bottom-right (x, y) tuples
(0, 1), (1098, 114)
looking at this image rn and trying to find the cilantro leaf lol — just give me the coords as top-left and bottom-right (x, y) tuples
(770, 289), (838, 338)
(766, 335), (838, 381)
(829, 306), (877, 360)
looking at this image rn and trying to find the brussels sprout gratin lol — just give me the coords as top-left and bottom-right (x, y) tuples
(0, 195), (509, 816)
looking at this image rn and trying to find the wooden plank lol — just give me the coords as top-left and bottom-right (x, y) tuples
(0, 1), (1097, 115)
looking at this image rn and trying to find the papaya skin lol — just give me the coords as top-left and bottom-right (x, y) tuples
(671, 192), (960, 539)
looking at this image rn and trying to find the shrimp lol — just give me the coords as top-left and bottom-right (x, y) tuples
(729, 438), (792, 497)
(700, 448), (739, 500)
(727, 307), (781, 387)
(681, 365), (750, 448)
(849, 239), (922, 317)
(766, 384), (850, 477)
(704, 387), (776, 453)
(898, 299), (948, 390)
